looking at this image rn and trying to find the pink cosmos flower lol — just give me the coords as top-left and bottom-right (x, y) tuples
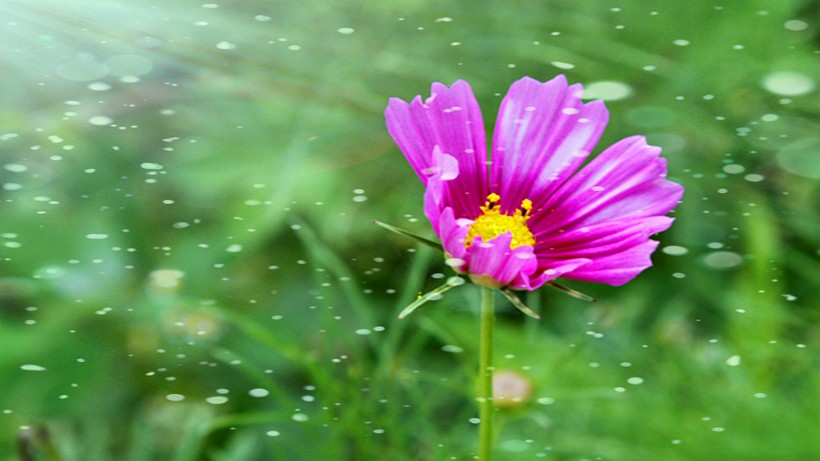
(385, 75), (684, 291)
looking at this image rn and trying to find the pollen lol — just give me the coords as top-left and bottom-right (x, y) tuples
(465, 193), (535, 249)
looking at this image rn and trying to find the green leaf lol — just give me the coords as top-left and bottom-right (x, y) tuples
(374, 220), (443, 250)
(398, 276), (465, 319)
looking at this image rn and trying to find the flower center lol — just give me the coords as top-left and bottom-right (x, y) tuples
(465, 193), (535, 249)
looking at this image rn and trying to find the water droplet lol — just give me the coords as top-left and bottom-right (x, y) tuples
(88, 82), (112, 91)
(627, 377), (644, 385)
(140, 162), (163, 170)
(88, 115), (113, 126)
(21, 364), (47, 371)
(726, 355), (741, 366)
(355, 328), (371, 336)
(336, 27), (355, 34)
(447, 276), (465, 286)
(441, 345), (463, 353)
(249, 388), (270, 398)
(444, 258), (465, 268)
(216, 41), (236, 50)
(551, 61), (575, 69)
(583, 81), (633, 101)
(291, 413), (309, 422)
(266, 430), (280, 437)
(762, 71), (815, 96)
(85, 233), (109, 240)
(166, 394), (185, 401)
(205, 396), (229, 405)
(149, 269), (184, 289)
(784, 19), (808, 31)
(702, 251), (743, 270)
(3, 164), (28, 173)
(662, 245), (689, 256)
(722, 164), (745, 174)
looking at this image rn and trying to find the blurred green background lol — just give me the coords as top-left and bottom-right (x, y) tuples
(1, 0), (818, 460)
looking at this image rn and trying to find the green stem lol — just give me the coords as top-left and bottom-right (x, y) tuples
(478, 286), (495, 460)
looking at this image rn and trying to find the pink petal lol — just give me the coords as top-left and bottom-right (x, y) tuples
(490, 75), (608, 213)
(530, 217), (673, 286)
(433, 206), (469, 262)
(531, 136), (684, 236)
(422, 146), (475, 255)
(510, 258), (591, 291)
(422, 146), (459, 233)
(463, 233), (538, 288)
(385, 81), (488, 218)
(425, 146), (459, 181)
(535, 217), (674, 259)
(560, 240), (662, 286)
(422, 167), (445, 236)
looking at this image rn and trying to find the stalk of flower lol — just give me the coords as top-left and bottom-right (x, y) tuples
(383, 75), (684, 460)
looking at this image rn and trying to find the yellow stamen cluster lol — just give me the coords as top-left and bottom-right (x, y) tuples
(465, 193), (535, 249)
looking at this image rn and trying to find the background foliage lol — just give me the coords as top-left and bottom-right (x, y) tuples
(1, 0), (818, 459)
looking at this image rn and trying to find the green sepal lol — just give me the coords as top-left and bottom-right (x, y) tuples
(546, 281), (596, 302)
(398, 276), (465, 319)
(500, 288), (541, 320)
(373, 220), (443, 251)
